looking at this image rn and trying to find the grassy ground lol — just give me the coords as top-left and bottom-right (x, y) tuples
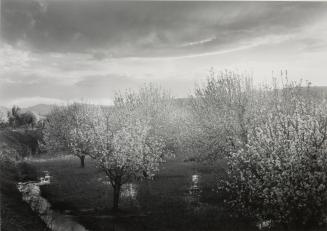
(0, 160), (49, 231)
(27, 155), (256, 231)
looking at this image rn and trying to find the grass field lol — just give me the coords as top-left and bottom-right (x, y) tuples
(26, 155), (256, 231)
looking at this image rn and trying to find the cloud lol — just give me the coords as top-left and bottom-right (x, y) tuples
(0, 44), (34, 71)
(1, 1), (327, 107)
(2, 1), (327, 57)
(179, 36), (216, 48)
(0, 72), (120, 106)
(0, 71), (81, 102)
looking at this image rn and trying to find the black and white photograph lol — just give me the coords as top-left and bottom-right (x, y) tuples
(1, 1), (327, 230)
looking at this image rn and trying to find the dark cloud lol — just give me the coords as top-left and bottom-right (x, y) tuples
(2, 1), (327, 57)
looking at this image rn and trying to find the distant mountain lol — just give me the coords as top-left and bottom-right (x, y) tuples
(24, 104), (54, 116)
(4, 86), (327, 117)
(0, 105), (53, 116)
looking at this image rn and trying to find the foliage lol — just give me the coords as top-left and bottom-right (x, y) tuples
(94, 116), (169, 179)
(44, 85), (174, 209)
(44, 103), (96, 167)
(81, 85), (174, 209)
(0, 108), (9, 128)
(0, 129), (44, 158)
(0, 144), (20, 164)
(189, 70), (254, 161)
(220, 82), (327, 229)
(114, 84), (175, 143)
(8, 106), (40, 128)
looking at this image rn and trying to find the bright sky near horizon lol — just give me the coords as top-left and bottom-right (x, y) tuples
(1, 0), (327, 107)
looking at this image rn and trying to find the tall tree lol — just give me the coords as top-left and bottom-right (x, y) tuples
(190, 70), (254, 160)
(221, 82), (327, 228)
(86, 86), (173, 210)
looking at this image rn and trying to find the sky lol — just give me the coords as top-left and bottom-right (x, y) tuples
(1, 0), (327, 107)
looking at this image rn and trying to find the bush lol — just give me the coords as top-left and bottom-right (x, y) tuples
(220, 88), (327, 229)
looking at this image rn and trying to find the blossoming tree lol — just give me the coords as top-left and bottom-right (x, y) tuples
(44, 103), (96, 167)
(221, 84), (327, 229)
(190, 70), (254, 160)
(85, 86), (174, 210)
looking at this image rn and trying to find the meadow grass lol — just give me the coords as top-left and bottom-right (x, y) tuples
(26, 155), (256, 231)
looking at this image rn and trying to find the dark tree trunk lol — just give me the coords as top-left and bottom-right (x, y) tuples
(112, 177), (122, 211)
(143, 170), (148, 178)
(79, 155), (85, 168)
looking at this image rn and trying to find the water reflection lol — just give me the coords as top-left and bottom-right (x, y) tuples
(120, 183), (139, 207)
(192, 174), (199, 185)
(121, 183), (138, 199)
(188, 174), (202, 203)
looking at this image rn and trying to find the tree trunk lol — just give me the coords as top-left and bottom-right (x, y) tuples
(79, 155), (85, 168)
(112, 177), (122, 211)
